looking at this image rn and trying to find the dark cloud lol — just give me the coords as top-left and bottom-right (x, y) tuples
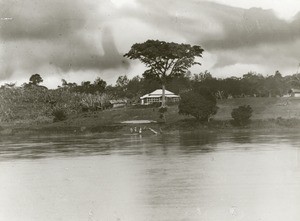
(122, 0), (300, 72)
(1, 0), (300, 84)
(201, 6), (299, 50)
(124, 1), (300, 49)
(0, 0), (87, 40)
(46, 27), (129, 72)
(0, 0), (129, 80)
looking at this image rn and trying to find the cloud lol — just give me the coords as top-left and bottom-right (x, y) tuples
(210, 0), (300, 20)
(116, 0), (300, 75)
(124, 1), (300, 49)
(0, 0), (89, 41)
(201, 7), (299, 50)
(212, 40), (300, 72)
(1, 0), (300, 87)
(0, 0), (129, 81)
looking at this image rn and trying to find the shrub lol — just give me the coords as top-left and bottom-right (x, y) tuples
(158, 106), (168, 113)
(158, 106), (168, 120)
(52, 108), (67, 122)
(231, 105), (253, 125)
(178, 87), (218, 122)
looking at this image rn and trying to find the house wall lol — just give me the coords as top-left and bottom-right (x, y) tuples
(141, 97), (179, 105)
(146, 97), (161, 104)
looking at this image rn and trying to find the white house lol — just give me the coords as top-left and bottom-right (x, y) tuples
(140, 89), (180, 105)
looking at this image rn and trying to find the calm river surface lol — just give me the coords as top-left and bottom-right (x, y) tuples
(0, 131), (300, 221)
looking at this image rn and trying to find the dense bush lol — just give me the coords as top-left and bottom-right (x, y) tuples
(52, 108), (67, 122)
(0, 86), (49, 121)
(231, 105), (253, 125)
(0, 85), (112, 122)
(79, 93), (112, 112)
(178, 87), (218, 122)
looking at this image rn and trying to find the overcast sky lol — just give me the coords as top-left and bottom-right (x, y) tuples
(1, 0), (300, 88)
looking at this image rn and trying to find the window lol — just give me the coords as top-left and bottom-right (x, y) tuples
(147, 97), (160, 103)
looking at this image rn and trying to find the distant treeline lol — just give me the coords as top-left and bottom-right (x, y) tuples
(3, 70), (300, 100)
(56, 70), (300, 100)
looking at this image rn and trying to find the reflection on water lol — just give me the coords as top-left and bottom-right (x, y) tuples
(1, 131), (298, 160)
(0, 131), (300, 221)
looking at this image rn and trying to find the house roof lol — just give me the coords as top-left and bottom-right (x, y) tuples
(140, 89), (180, 99)
(150, 89), (175, 95)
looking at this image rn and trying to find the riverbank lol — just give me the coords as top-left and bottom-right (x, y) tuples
(2, 97), (300, 136)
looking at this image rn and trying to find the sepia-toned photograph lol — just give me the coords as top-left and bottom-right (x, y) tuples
(1, 0), (300, 220)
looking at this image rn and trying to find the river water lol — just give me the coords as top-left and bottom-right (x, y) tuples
(0, 131), (299, 221)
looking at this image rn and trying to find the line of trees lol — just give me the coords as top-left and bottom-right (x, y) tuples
(4, 69), (300, 102)
(55, 70), (300, 100)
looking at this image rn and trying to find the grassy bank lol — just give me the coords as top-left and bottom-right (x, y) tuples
(215, 97), (299, 120)
(1, 97), (300, 135)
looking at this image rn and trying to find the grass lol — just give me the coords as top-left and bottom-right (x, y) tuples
(215, 97), (299, 120)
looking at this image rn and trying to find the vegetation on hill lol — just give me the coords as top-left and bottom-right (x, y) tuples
(1, 69), (300, 125)
(2, 39), (300, 133)
(0, 81), (111, 123)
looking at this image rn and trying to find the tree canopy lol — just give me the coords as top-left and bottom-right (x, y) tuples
(179, 87), (218, 122)
(29, 74), (43, 85)
(124, 40), (204, 84)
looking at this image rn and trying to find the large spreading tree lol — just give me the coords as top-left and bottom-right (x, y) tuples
(124, 40), (204, 107)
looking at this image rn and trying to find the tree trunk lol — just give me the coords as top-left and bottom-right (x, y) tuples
(160, 84), (167, 123)
(161, 84), (166, 107)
